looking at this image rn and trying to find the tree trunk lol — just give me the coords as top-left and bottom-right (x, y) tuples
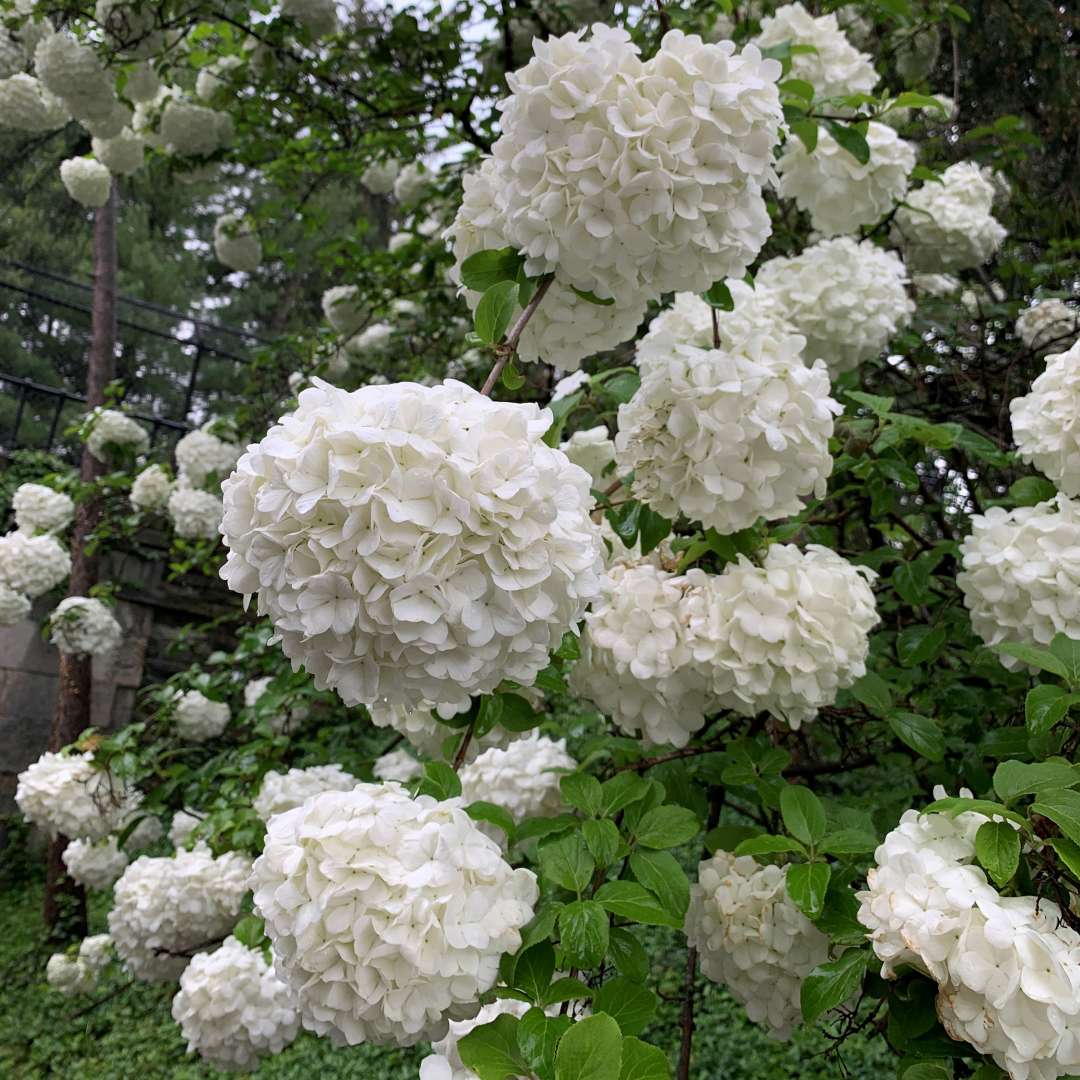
(44, 182), (118, 939)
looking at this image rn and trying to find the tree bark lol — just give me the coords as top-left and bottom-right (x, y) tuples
(44, 182), (118, 939)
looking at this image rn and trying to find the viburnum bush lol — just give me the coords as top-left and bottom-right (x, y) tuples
(8, 1), (1080, 1079)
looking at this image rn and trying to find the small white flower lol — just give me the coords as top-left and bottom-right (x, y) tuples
(560, 426), (616, 487)
(130, 464), (173, 511)
(361, 158), (399, 194)
(214, 213), (261, 273)
(85, 407), (149, 461)
(62, 837), (129, 890)
(167, 485), (223, 540)
(346, 321), (393, 355)
(0, 74), (69, 131)
(48, 596), (123, 657)
(372, 748), (423, 783)
(11, 483), (73, 534)
(1016, 299), (1079, 355)
(173, 689), (230, 742)
(174, 425), (242, 487)
(393, 162), (430, 207)
(0, 531), (70, 597)
(168, 809), (203, 848)
(47, 953), (96, 995)
(322, 285), (366, 336)
(60, 156), (112, 207)
(551, 371), (590, 401)
(79, 934), (114, 973)
(252, 764), (357, 821)
(159, 98), (233, 157)
(91, 127), (144, 175)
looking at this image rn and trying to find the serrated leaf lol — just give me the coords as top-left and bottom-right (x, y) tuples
(1009, 476), (1058, 506)
(629, 850), (690, 920)
(888, 712), (945, 763)
(734, 834), (808, 857)
(896, 625), (948, 668)
(633, 805), (700, 849)
(1026, 684), (1070, 735)
(824, 119), (870, 164)
(780, 785), (827, 846)
(559, 900), (609, 969)
(800, 948), (868, 1023)
(993, 760), (1080, 803)
(619, 1037), (670, 1080)
(544, 977), (594, 1004)
(703, 280), (734, 311)
(418, 760), (461, 800)
(704, 824), (761, 853)
(924, 797), (1030, 830)
(975, 820), (1020, 887)
(459, 1014), (530, 1080)
(562, 772), (603, 817)
(467, 801), (516, 842)
(555, 1014), (622, 1080)
(608, 928), (649, 983)
(513, 942), (556, 1005)
(638, 507), (672, 557)
(582, 818), (622, 866)
(820, 828), (879, 855)
(539, 833), (595, 894)
(594, 881), (682, 928)
(475, 281), (520, 344)
(460, 247), (526, 292)
(994, 642), (1069, 679)
(780, 77), (814, 101)
(1050, 634), (1080, 684)
(518, 1008), (570, 1079)
(1049, 836), (1080, 879)
(593, 978), (657, 1037)
(600, 773), (650, 817)
(849, 671), (893, 712)
(1031, 789), (1080, 847)
(786, 862), (831, 920)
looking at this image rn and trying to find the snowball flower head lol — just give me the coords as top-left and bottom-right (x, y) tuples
(1016, 299), (1079, 356)
(753, 3), (878, 101)
(252, 764), (357, 821)
(171, 935), (300, 1070)
(214, 213), (262, 273)
(685, 544), (880, 728)
(60, 157), (112, 207)
(86, 407), (149, 461)
(62, 836), (129, 890)
(777, 122), (915, 237)
(393, 162), (429, 206)
(346, 321), (393, 355)
(47, 953), (96, 995)
(243, 676), (272, 709)
(0, 73), (69, 131)
(48, 596), (123, 657)
(167, 485), (223, 540)
(11, 482), (73, 534)
(79, 934), (114, 973)
(160, 99), (234, 157)
(0, 531), (70, 597)
(109, 845), (254, 982)
(686, 851), (830, 1039)
(361, 158), (399, 194)
(252, 784), (538, 1046)
(551, 371), (590, 401)
(175, 425), (242, 486)
(755, 237), (915, 376)
(913, 273), (960, 297)
(322, 285), (365, 336)
(130, 464), (173, 510)
(169, 810), (202, 848)
(560, 426), (616, 487)
(92, 127), (144, 175)
(893, 162), (1007, 272)
(958, 495), (1080, 661)
(219, 379), (605, 711)
(615, 336), (840, 534)
(459, 732), (575, 824)
(34, 30), (115, 123)
(0, 585), (30, 626)
(373, 749), (423, 783)
(173, 689), (230, 742)
(16, 750), (137, 841)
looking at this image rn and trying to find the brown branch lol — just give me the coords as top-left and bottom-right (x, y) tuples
(711, 306), (721, 350)
(480, 275), (555, 396)
(64, 980), (134, 1021)
(452, 717), (476, 772)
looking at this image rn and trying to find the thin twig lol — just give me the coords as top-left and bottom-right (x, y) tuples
(603, 477), (623, 498)
(711, 306), (721, 350)
(452, 717), (476, 771)
(64, 980), (134, 1021)
(479, 275), (555, 396)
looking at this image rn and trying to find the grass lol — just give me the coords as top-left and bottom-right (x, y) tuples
(0, 873), (894, 1078)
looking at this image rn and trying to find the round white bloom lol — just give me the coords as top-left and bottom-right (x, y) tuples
(86, 407), (149, 461)
(160, 98), (233, 157)
(0, 585), (30, 626)
(48, 596), (123, 657)
(551, 371), (590, 401)
(1011, 339), (1080, 496)
(95, 1), (164, 58)
(559, 426), (616, 488)
(912, 272), (960, 297)
(173, 689), (230, 742)
(214, 213), (262, 273)
(109, 845), (254, 982)
(220, 380), (605, 711)
(1016, 299), (1079, 355)
(252, 764), (357, 821)
(345, 321), (393, 355)
(47, 953), (96, 995)
(372, 748), (423, 783)
(243, 676), (272, 709)
(893, 162), (1007, 272)
(490, 27), (783, 300)
(280, 0), (339, 37)
(124, 61), (160, 102)
(92, 126), (144, 175)
(459, 733), (574, 825)
(130, 464), (173, 511)
(79, 934), (114, 973)
(169, 809), (203, 848)
(616, 337), (839, 534)
(419, 999), (534, 1080)
(321, 285), (365, 336)
(126, 811), (164, 851)
(167, 485), (223, 540)
(34, 30), (115, 123)
(753, 2), (878, 101)
(686, 851), (830, 1039)
(62, 836), (129, 890)
(361, 158), (399, 195)
(388, 231), (413, 254)
(0, 530), (70, 597)
(0, 74), (69, 131)
(171, 935), (299, 1070)
(60, 156), (112, 207)
(80, 98), (132, 140)
(175, 426), (242, 487)
(685, 544), (880, 728)
(958, 495), (1080, 661)
(777, 122), (915, 237)
(755, 238), (915, 376)
(252, 784), (539, 1046)
(393, 162), (429, 207)
(195, 54), (243, 101)
(11, 483), (73, 534)
(15, 750), (137, 841)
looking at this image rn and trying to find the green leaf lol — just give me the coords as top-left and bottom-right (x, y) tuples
(539, 833), (595, 894)
(232, 915), (265, 949)
(460, 247), (526, 292)
(849, 671), (894, 712)
(734, 834), (808, 857)
(994, 642), (1069, 679)
(606, 501), (641, 548)
(902, 1064), (953, 1080)
(824, 119), (870, 164)
(788, 116), (819, 153)
(1009, 476), (1057, 506)
(786, 862), (831, 920)
(820, 828), (879, 855)
(594, 881), (683, 928)
(1050, 634), (1080, 684)
(459, 1014), (530, 1080)
(975, 820), (1020, 887)
(892, 562), (933, 605)
(516, 814), (579, 845)
(619, 1037), (671, 1080)
(601, 372), (640, 405)
(475, 281), (520, 344)
(888, 712), (945, 763)
(582, 818), (622, 866)
(600, 773), (650, 817)
(570, 285), (615, 306)
(704, 824), (761, 854)
(1026, 684), (1071, 735)
(513, 942), (556, 1005)
(780, 77), (815, 101)
(780, 785), (827, 846)
(559, 900), (609, 969)
(633, 805), (700, 849)
(896, 625), (947, 668)
(593, 978), (658, 1037)
(1049, 836), (1080, 879)
(638, 507), (672, 557)
(994, 759), (1080, 803)
(1031, 789), (1080, 847)
(703, 280), (734, 311)
(467, 801), (516, 842)
(544, 978), (595, 1005)
(555, 1014), (623, 1080)
(800, 949), (869, 1023)
(608, 928), (649, 983)
(924, 797), (1030, 831)
(497, 692), (541, 732)
(562, 773), (603, 817)
(629, 851), (690, 920)
(501, 359), (526, 390)
(518, 1008), (571, 1080)
(892, 91), (949, 112)
(418, 760), (461, 800)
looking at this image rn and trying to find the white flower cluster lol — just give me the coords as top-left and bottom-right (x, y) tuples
(560, 426), (616, 487)
(92, 127), (145, 175)
(62, 836), (129, 890)
(753, 3), (878, 101)
(756, 238), (915, 376)
(34, 30), (115, 126)
(893, 162), (1007, 272)
(130, 464), (173, 511)
(243, 676), (272, 708)
(47, 952), (97, 995)
(175, 425), (242, 487)
(0, 585), (30, 626)
(551, 370), (590, 401)
(109, 844), (254, 982)
(169, 809), (203, 848)
(171, 935), (300, 1071)
(252, 764), (357, 821)
(252, 784), (538, 1046)
(912, 272), (960, 297)
(214, 213), (262, 273)
(0, 74), (69, 132)
(858, 793), (1080, 1079)
(159, 98), (233, 157)
(48, 596), (123, 657)
(686, 851), (830, 1040)
(459, 733), (575, 825)
(173, 689), (231, 742)
(373, 749), (423, 783)
(11, 482), (73, 534)
(0, 529), (69, 600)
(16, 750), (137, 841)
(361, 158), (399, 194)
(419, 999), (533, 1080)
(59, 156), (112, 207)
(777, 122), (915, 237)
(219, 380), (604, 712)
(958, 495), (1080, 662)
(85, 407), (149, 461)
(167, 482), (224, 540)
(1016, 299), (1079, 355)
(195, 55), (243, 101)
(393, 162), (429, 207)
(616, 335), (839, 534)
(1011, 339), (1080, 497)
(321, 285), (365, 336)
